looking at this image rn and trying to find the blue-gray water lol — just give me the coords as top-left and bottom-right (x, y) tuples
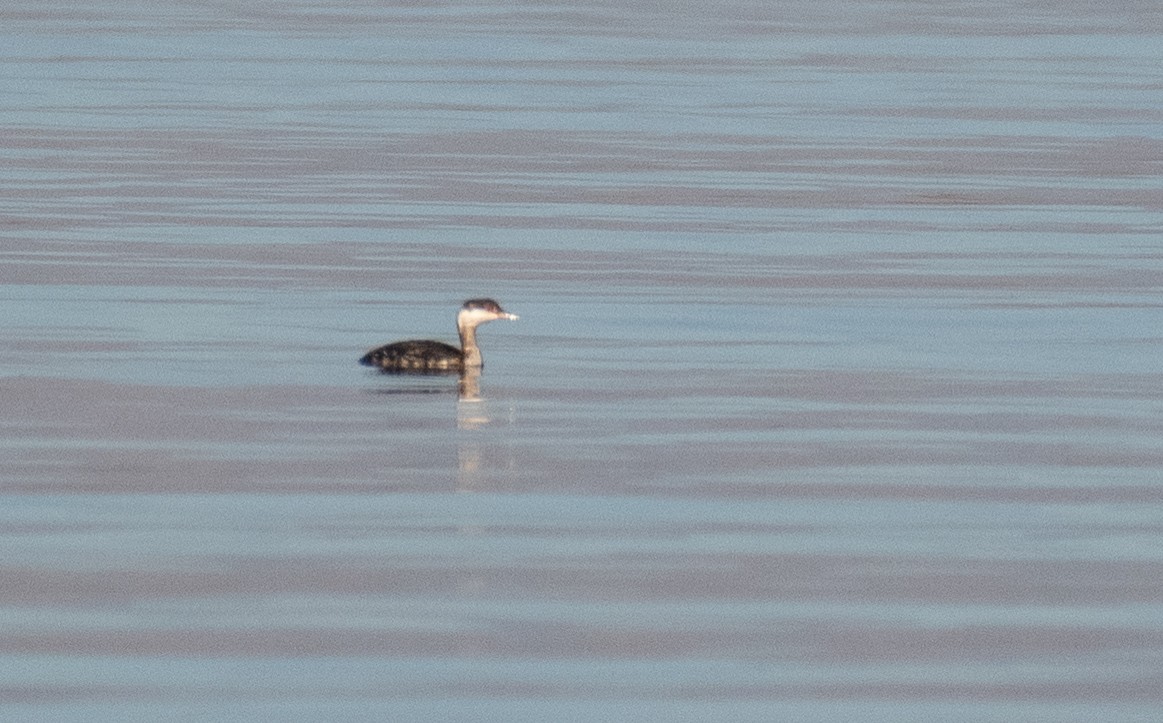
(2, 1), (1162, 720)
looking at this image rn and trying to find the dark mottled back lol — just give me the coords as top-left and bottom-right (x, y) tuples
(359, 339), (464, 372)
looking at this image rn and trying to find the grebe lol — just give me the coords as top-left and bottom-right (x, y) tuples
(359, 298), (518, 372)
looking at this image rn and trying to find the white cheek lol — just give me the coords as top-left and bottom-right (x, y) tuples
(460, 308), (497, 325)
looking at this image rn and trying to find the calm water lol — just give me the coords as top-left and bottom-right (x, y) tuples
(2, 0), (1163, 720)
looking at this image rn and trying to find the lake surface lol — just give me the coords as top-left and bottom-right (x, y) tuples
(2, 0), (1162, 720)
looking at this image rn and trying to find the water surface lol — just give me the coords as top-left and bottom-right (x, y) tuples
(2, 0), (1162, 720)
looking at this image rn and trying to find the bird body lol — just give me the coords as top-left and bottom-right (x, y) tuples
(359, 339), (465, 371)
(360, 299), (517, 372)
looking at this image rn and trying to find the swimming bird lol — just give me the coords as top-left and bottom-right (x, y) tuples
(359, 298), (518, 372)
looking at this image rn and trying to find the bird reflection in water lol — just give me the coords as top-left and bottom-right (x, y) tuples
(359, 300), (518, 491)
